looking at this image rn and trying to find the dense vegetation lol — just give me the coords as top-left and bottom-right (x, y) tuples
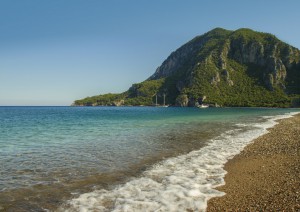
(74, 28), (300, 107)
(185, 60), (291, 107)
(74, 93), (126, 106)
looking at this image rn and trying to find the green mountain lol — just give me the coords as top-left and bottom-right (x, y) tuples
(74, 28), (300, 107)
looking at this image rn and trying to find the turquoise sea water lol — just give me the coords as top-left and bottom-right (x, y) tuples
(0, 106), (298, 211)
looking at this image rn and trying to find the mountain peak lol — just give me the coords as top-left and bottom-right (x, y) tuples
(207, 27), (231, 33)
(74, 28), (300, 107)
(203, 27), (232, 38)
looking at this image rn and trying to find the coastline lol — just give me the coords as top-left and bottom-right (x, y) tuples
(207, 113), (300, 211)
(1, 108), (299, 211)
(59, 110), (299, 211)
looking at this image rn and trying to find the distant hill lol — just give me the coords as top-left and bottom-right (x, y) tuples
(74, 28), (300, 107)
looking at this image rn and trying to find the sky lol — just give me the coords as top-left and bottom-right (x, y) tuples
(0, 0), (300, 106)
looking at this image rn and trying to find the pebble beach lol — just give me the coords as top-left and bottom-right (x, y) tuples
(207, 113), (300, 211)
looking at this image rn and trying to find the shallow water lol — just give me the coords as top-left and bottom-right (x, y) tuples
(0, 106), (298, 211)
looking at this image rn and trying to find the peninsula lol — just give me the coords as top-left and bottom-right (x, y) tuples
(74, 28), (300, 107)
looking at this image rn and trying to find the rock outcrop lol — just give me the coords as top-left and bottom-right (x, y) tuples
(149, 28), (299, 93)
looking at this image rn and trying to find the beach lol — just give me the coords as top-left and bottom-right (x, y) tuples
(207, 113), (300, 211)
(1, 107), (299, 211)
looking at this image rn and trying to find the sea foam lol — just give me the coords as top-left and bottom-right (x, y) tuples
(60, 112), (299, 212)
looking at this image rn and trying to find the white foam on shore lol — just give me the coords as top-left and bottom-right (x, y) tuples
(60, 112), (299, 212)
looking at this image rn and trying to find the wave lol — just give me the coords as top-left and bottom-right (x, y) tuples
(59, 112), (299, 212)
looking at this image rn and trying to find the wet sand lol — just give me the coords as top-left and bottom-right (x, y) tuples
(207, 113), (300, 211)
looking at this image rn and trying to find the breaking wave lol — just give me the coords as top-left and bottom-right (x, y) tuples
(59, 112), (298, 212)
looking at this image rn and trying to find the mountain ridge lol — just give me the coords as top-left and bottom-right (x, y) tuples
(74, 28), (300, 107)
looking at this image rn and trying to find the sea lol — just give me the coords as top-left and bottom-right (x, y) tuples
(0, 106), (298, 211)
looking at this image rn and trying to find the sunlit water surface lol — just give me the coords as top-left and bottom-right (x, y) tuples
(0, 106), (298, 211)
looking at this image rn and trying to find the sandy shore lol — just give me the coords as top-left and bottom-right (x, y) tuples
(207, 113), (300, 211)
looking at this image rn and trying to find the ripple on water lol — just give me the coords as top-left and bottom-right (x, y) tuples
(0, 107), (298, 211)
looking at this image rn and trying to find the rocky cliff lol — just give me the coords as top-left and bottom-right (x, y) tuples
(149, 28), (299, 92)
(74, 28), (300, 107)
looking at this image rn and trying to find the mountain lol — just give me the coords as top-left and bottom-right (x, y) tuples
(74, 28), (300, 107)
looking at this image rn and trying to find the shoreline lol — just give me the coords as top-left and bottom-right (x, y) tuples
(59, 111), (299, 211)
(207, 113), (300, 211)
(1, 109), (299, 211)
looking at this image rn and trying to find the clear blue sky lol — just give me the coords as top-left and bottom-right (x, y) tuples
(1, 0), (299, 106)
